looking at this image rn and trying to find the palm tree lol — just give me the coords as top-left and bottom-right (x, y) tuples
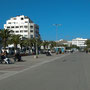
(0, 29), (11, 49)
(49, 41), (56, 49)
(31, 38), (36, 45)
(20, 39), (25, 50)
(86, 39), (90, 48)
(45, 41), (50, 50)
(41, 41), (49, 50)
(30, 37), (42, 54)
(41, 41), (45, 50)
(36, 38), (42, 48)
(8, 34), (21, 52)
(23, 38), (32, 52)
(20, 37), (42, 54)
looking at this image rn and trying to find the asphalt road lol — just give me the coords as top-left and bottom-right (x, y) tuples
(0, 52), (90, 90)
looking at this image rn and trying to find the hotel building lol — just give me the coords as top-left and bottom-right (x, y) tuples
(72, 38), (87, 47)
(4, 15), (40, 39)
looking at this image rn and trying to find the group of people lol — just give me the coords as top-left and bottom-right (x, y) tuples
(0, 51), (10, 64)
(0, 50), (22, 64)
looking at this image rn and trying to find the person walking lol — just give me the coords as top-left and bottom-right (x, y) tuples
(14, 51), (21, 62)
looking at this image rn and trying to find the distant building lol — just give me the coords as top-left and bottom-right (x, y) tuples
(67, 41), (72, 47)
(4, 15), (40, 39)
(57, 39), (68, 45)
(72, 38), (87, 47)
(57, 39), (72, 47)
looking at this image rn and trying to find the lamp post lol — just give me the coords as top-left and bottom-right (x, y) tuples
(53, 24), (62, 43)
(53, 24), (62, 54)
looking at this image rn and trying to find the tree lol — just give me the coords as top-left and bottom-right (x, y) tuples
(49, 41), (56, 49)
(86, 39), (90, 48)
(66, 45), (80, 50)
(41, 41), (48, 50)
(8, 34), (21, 52)
(41, 41), (56, 50)
(0, 29), (11, 49)
(20, 39), (26, 50)
(22, 38), (33, 51)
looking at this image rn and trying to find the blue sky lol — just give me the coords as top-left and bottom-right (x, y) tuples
(0, 0), (90, 40)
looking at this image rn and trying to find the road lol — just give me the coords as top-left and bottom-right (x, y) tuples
(0, 52), (90, 90)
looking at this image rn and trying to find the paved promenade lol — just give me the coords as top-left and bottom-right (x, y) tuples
(0, 53), (70, 80)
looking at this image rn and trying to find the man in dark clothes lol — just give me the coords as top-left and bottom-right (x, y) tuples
(15, 52), (21, 61)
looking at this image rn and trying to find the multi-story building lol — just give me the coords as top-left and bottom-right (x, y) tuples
(72, 38), (87, 47)
(4, 15), (40, 39)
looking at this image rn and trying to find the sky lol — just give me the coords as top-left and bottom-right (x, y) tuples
(0, 0), (90, 41)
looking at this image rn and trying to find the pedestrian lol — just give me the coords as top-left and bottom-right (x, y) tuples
(86, 50), (88, 53)
(14, 51), (21, 62)
(16, 52), (21, 61)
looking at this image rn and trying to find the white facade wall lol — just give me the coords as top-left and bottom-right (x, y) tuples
(72, 38), (87, 47)
(4, 15), (39, 39)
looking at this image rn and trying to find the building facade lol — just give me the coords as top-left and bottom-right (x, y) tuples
(57, 39), (72, 47)
(4, 15), (40, 39)
(72, 38), (87, 47)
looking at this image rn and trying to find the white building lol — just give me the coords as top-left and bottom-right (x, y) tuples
(72, 38), (87, 47)
(57, 39), (72, 47)
(4, 15), (40, 39)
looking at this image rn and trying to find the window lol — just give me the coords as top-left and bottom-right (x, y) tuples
(7, 26), (10, 28)
(13, 22), (15, 24)
(24, 35), (28, 37)
(20, 26), (23, 28)
(30, 26), (33, 28)
(24, 30), (28, 32)
(11, 26), (14, 28)
(21, 18), (24, 20)
(16, 26), (19, 28)
(24, 26), (28, 28)
(8, 22), (11, 24)
(20, 30), (23, 33)
(30, 30), (33, 32)
(16, 31), (19, 33)
(25, 21), (28, 23)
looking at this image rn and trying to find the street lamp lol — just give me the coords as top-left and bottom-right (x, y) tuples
(53, 24), (62, 54)
(53, 24), (62, 43)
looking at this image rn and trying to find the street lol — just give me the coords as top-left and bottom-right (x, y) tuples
(0, 52), (90, 90)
